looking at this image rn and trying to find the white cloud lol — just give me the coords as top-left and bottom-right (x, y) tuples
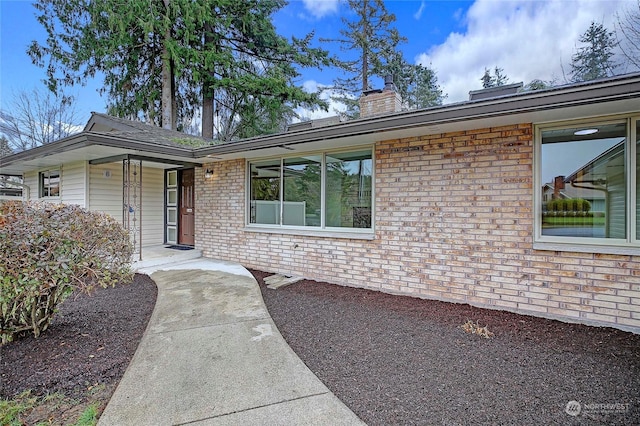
(302, 0), (341, 19)
(416, 0), (633, 103)
(414, 1), (426, 20)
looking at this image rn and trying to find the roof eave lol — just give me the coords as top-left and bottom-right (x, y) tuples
(0, 131), (198, 171)
(196, 73), (640, 157)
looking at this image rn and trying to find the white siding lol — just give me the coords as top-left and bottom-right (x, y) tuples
(89, 163), (165, 247)
(23, 171), (39, 201)
(607, 170), (626, 239)
(89, 163), (123, 221)
(60, 161), (87, 206)
(24, 165), (81, 203)
(141, 167), (165, 246)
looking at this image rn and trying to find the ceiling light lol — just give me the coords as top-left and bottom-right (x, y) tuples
(574, 128), (598, 136)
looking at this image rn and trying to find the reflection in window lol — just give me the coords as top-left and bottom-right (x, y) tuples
(247, 149), (373, 231)
(283, 156), (321, 227)
(250, 159), (281, 225)
(326, 151), (372, 228)
(40, 170), (60, 197)
(541, 123), (626, 239)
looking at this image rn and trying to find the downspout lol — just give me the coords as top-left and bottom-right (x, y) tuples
(570, 180), (609, 237)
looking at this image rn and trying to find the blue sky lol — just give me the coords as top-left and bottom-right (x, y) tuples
(1, 0), (636, 125)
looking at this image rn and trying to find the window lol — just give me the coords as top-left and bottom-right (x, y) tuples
(536, 116), (639, 251)
(248, 148), (373, 232)
(39, 169), (60, 197)
(326, 150), (372, 228)
(637, 119), (640, 241)
(166, 170), (178, 244)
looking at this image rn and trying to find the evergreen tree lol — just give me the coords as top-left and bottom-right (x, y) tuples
(523, 79), (553, 91)
(323, 0), (406, 117)
(28, 0), (331, 137)
(0, 136), (13, 158)
(382, 52), (446, 110)
(404, 64), (446, 109)
(480, 67), (509, 88)
(494, 67), (509, 86)
(570, 21), (619, 82)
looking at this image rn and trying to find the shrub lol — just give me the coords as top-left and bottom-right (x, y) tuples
(545, 198), (591, 213)
(0, 201), (133, 344)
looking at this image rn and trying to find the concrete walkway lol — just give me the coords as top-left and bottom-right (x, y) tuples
(98, 258), (364, 426)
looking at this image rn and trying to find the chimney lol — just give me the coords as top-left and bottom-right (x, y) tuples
(553, 175), (565, 199)
(359, 75), (402, 118)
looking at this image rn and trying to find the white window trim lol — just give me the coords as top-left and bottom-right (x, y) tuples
(246, 145), (375, 236)
(533, 115), (640, 255)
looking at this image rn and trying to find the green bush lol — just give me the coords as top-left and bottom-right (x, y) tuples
(545, 198), (591, 213)
(0, 201), (133, 344)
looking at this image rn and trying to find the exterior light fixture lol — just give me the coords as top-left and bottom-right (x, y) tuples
(574, 128), (598, 136)
(204, 168), (213, 179)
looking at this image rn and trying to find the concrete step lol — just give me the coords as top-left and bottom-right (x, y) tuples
(264, 274), (304, 289)
(133, 246), (202, 272)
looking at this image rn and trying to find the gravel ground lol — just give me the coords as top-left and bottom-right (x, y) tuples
(0, 274), (156, 423)
(3, 268), (638, 425)
(251, 269), (640, 425)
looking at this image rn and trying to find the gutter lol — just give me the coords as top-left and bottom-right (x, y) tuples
(0, 131), (197, 168)
(195, 73), (640, 157)
(1, 73), (639, 167)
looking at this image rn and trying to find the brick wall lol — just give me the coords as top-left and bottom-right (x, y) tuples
(195, 123), (640, 333)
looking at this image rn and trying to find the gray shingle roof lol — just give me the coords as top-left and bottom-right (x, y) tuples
(86, 113), (215, 148)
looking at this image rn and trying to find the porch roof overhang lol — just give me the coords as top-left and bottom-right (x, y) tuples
(193, 73), (640, 162)
(0, 131), (201, 176)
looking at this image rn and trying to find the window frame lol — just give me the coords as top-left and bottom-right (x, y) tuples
(39, 169), (61, 198)
(533, 114), (639, 255)
(245, 145), (375, 238)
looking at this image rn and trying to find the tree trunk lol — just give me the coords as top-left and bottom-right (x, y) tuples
(202, 24), (215, 139)
(362, 49), (368, 93)
(161, 0), (175, 130)
(202, 92), (214, 139)
(361, 0), (369, 93)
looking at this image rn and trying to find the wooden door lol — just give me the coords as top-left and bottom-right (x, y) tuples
(179, 169), (195, 245)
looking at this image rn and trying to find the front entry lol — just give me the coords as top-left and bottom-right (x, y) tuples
(179, 168), (195, 245)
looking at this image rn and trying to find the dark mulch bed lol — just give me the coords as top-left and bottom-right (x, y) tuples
(251, 270), (640, 425)
(0, 274), (156, 420)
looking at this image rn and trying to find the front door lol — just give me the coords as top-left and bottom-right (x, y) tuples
(179, 169), (195, 245)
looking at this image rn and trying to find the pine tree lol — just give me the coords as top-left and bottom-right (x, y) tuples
(28, 0), (331, 137)
(480, 67), (509, 88)
(0, 136), (13, 158)
(570, 22), (619, 82)
(404, 64), (446, 109)
(481, 68), (494, 89)
(323, 0), (406, 117)
(523, 79), (553, 91)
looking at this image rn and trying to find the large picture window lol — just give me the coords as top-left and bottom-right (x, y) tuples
(249, 148), (373, 232)
(536, 117), (638, 251)
(39, 169), (60, 198)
